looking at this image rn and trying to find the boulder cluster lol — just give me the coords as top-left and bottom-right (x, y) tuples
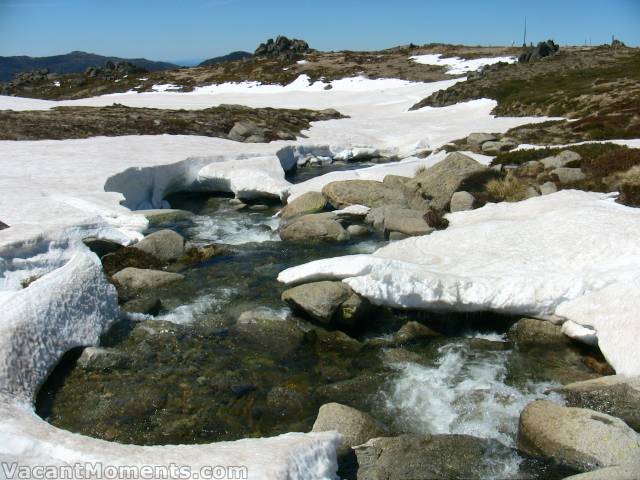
(254, 35), (311, 61)
(84, 60), (147, 80)
(84, 210), (227, 316)
(518, 40), (560, 63)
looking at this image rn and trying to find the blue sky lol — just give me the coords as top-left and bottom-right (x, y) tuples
(0, 0), (638, 63)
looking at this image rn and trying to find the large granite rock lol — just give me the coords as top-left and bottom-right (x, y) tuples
(279, 212), (350, 242)
(354, 434), (513, 480)
(112, 267), (184, 292)
(551, 167), (587, 184)
(383, 209), (433, 237)
(254, 35), (311, 60)
(311, 403), (388, 457)
(517, 400), (640, 471)
(507, 318), (571, 345)
(467, 132), (497, 147)
(405, 152), (488, 211)
(132, 229), (186, 263)
(280, 191), (327, 221)
(282, 281), (353, 324)
(322, 180), (408, 209)
(555, 376), (640, 432)
(449, 191), (476, 212)
(481, 139), (518, 155)
(518, 40), (560, 63)
(563, 464), (640, 480)
(540, 150), (581, 169)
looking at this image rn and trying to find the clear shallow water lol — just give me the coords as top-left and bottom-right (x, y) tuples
(37, 190), (596, 479)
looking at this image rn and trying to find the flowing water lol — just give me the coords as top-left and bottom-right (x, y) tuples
(36, 176), (599, 479)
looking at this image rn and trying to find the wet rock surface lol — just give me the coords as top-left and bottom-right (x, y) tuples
(518, 400), (640, 471)
(556, 376), (640, 432)
(312, 403), (389, 457)
(354, 434), (515, 480)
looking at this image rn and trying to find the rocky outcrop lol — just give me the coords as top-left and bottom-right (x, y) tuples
(311, 403), (388, 457)
(280, 191), (327, 221)
(518, 40), (560, 63)
(354, 434), (513, 480)
(322, 180), (408, 209)
(132, 229), (186, 263)
(0, 220), (8, 230)
(84, 61), (147, 80)
(405, 152), (488, 211)
(555, 376), (640, 432)
(517, 400), (640, 471)
(279, 212), (350, 242)
(254, 36), (311, 61)
(393, 321), (440, 344)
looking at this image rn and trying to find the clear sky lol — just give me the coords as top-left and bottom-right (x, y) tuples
(0, 0), (638, 64)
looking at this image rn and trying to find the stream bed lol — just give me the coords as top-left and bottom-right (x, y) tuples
(36, 174), (600, 479)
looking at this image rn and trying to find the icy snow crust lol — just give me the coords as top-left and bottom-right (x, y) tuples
(279, 190), (640, 376)
(0, 67), (621, 477)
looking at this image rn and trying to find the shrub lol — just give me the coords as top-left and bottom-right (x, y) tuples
(485, 174), (530, 202)
(581, 148), (640, 178)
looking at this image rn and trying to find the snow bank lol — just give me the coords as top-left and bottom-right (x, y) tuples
(410, 54), (517, 74)
(279, 190), (640, 375)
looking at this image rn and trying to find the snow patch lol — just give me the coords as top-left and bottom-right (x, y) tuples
(410, 54), (517, 75)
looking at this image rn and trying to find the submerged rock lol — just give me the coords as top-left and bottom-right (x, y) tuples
(312, 403), (388, 457)
(132, 229), (186, 263)
(137, 209), (194, 225)
(354, 434), (513, 480)
(121, 297), (162, 316)
(556, 376), (640, 432)
(77, 347), (129, 371)
(322, 180), (408, 209)
(563, 464), (640, 480)
(517, 399), (640, 471)
(405, 152), (488, 211)
(232, 308), (305, 360)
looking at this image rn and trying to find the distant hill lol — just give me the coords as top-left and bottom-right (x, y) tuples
(198, 51), (253, 67)
(0, 51), (178, 82)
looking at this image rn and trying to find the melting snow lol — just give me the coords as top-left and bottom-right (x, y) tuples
(410, 53), (517, 74)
